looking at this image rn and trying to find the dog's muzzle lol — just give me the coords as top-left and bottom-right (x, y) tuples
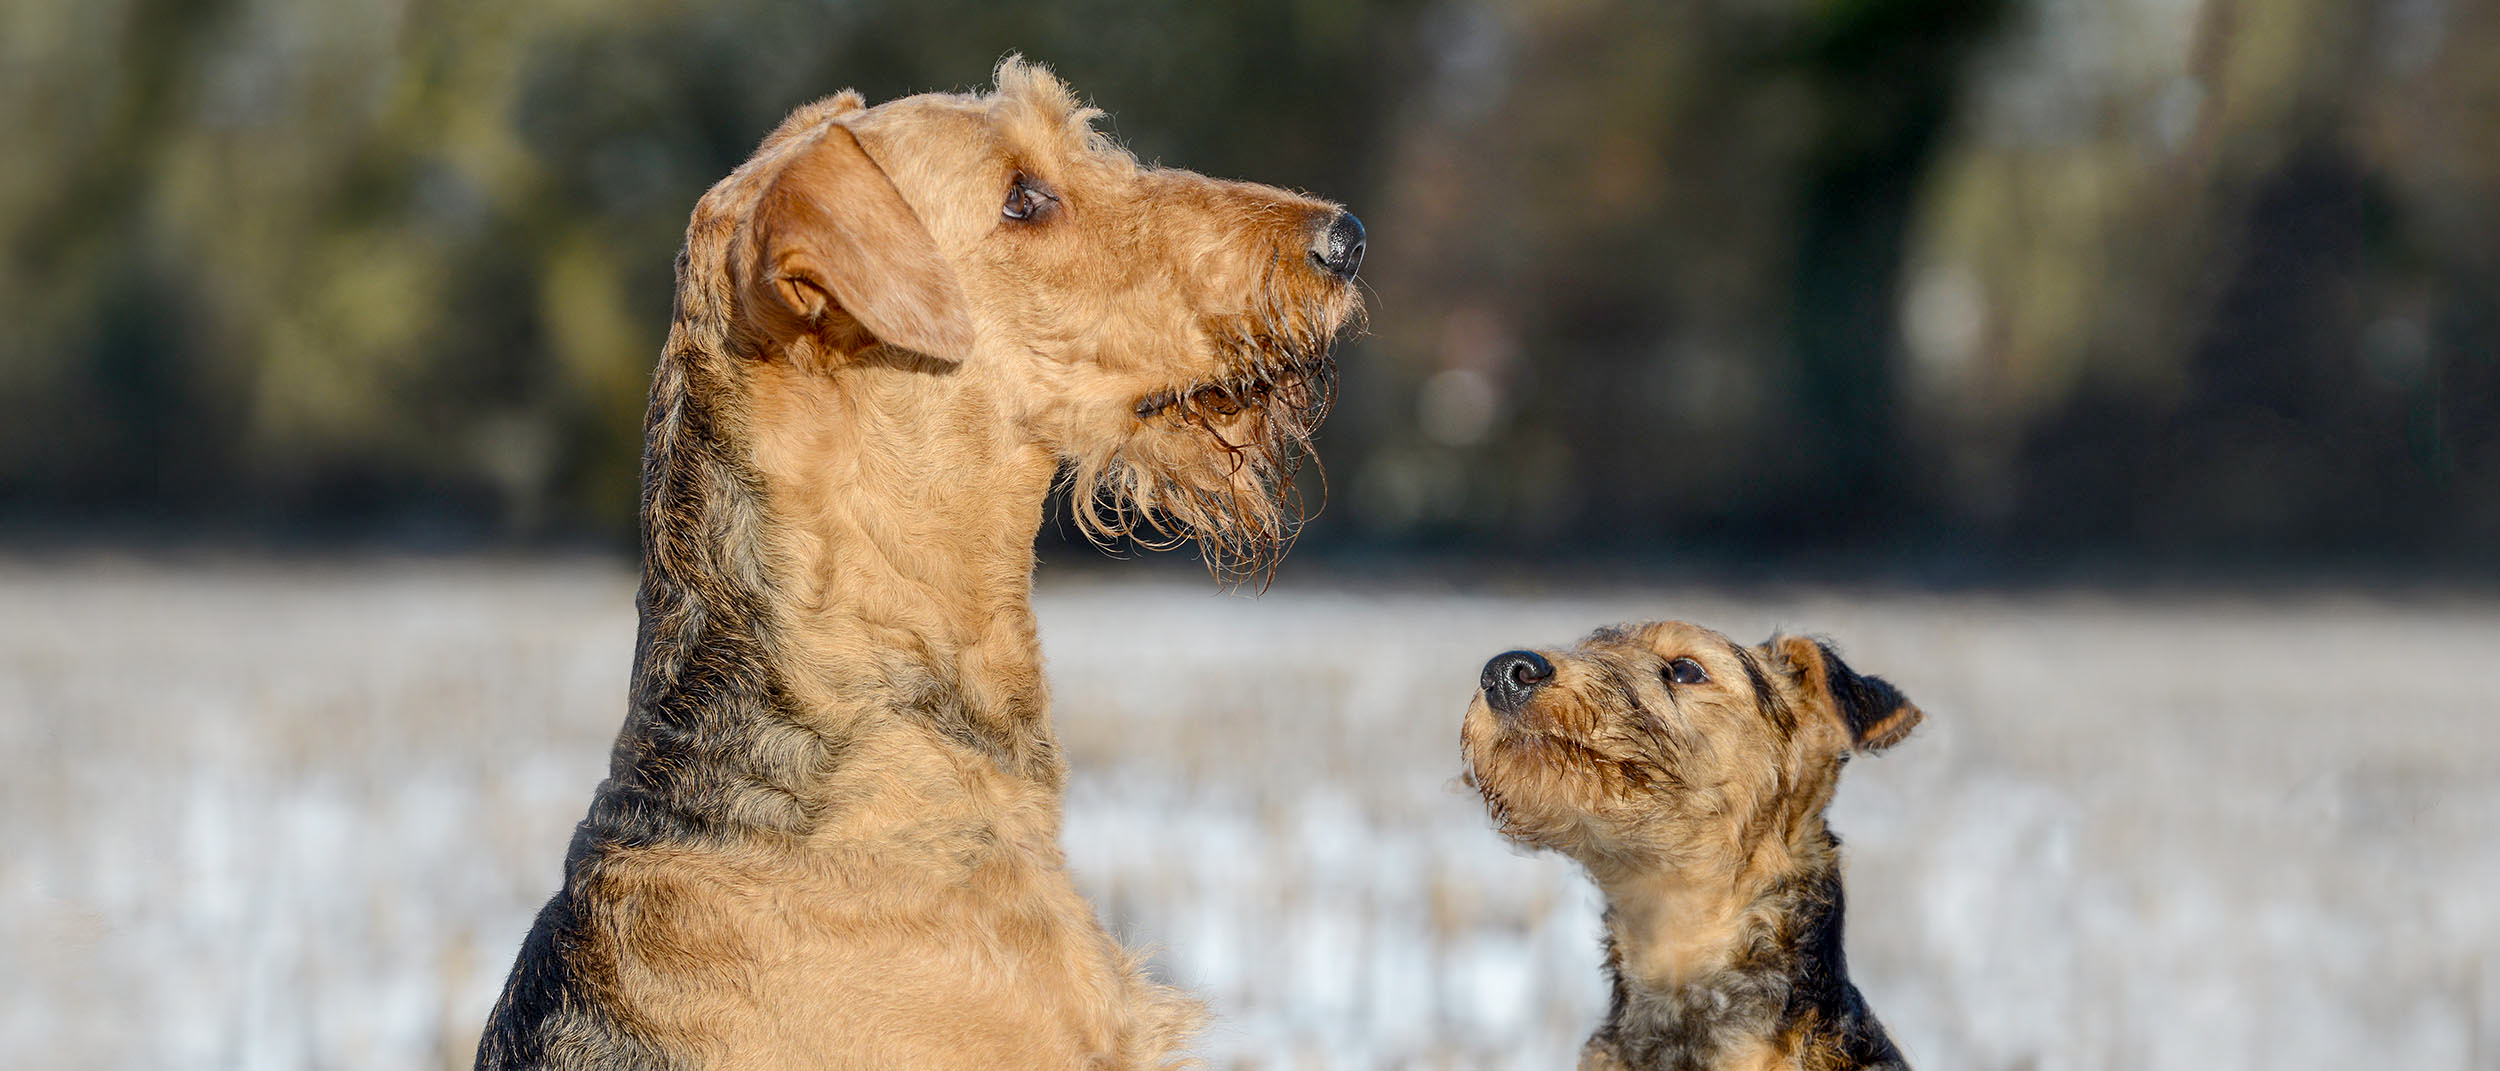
(1481, 649), (1553, 720)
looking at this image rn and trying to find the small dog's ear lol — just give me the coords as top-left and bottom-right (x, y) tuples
(1768, 634), (1922, 752)
(745, 123), (973, 363)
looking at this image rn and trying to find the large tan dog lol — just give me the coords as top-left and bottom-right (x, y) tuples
(477, 58), (1364, 1070)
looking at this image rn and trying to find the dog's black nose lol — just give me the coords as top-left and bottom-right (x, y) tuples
(1312, 211), (1365, 279)
(1481, 649), (1554, 720)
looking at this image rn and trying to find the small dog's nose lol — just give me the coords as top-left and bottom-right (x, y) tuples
(1312, 211), (1365, 279)
(1481, 649), (1554, 720)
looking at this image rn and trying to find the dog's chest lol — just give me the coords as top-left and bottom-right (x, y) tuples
(605, 840), (1168, 1069)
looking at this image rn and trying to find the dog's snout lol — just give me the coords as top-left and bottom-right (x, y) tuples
(1481, 649), (1554, 719)
(1311, 211), (1365, 279)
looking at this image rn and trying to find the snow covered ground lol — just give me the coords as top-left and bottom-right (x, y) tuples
(4, 559), (2495, 1069)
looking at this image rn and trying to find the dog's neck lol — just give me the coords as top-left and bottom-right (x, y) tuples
(739, 353), (1062, 771)
(595, 345), (1065, 854)
(1582, 829), (1904, 1070)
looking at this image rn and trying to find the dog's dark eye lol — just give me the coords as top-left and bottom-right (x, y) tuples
(1664, 658), (1709, 686)
(1002, 174), (1055, 221)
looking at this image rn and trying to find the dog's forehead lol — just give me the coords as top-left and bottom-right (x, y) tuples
(847, 95), (997, 157)
(1580, 620), (1735, 659)
(845, 85), (1129, 183)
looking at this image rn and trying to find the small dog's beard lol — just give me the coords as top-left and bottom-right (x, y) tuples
(1465, 727), (1666, 857)
(1470, 771), (1585, 853)
(1068, 275), (1353, 585)
(1464, 732), (1562, 846)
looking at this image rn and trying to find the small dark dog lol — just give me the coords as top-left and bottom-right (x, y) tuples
(1461, 620), (1922, 1071)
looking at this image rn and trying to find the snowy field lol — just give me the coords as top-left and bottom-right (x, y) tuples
(4, 558), (2496, 1069)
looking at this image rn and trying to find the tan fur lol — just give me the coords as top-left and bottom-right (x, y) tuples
(481, 57), (1362, 1070)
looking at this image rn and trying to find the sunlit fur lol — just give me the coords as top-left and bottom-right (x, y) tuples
(1460, 621), (1923, 1071)
(477, 57), (1361, 1071)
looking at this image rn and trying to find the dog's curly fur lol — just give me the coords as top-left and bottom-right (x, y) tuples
(476, 58), (1363, 1070)
(1462, 622), (1922, 1071)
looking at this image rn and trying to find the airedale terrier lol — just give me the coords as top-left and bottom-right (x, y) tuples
(476, 57), (1363, 1070)
(1461, 621), (1923, 1071)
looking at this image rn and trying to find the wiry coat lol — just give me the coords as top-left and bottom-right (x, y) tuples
(478, 59), (1362, 1070)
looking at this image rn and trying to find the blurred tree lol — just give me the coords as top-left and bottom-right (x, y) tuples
(1352, 0), (2002, 553)
(1782, 0), (2005, 541)
(1949, 0), (2500, 565)
(0, 0), (1427, 543)
(0, 0), (2493, 572)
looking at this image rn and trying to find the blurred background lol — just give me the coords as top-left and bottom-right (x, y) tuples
(4, 0), (2496, 1068)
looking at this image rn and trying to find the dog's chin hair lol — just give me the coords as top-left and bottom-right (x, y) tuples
(1467, 745), (1604, 855)
(1068, 276), (1353, 587)
(1066, 356), (1335, 587)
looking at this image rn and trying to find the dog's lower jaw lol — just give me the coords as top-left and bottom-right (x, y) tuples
(1074, 366), (1335, 584)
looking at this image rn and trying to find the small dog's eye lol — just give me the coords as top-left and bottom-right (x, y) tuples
(1002, 175), (1054, 221)
(1664, 658), (1709, 686)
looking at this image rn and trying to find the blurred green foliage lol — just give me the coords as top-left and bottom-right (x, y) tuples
(3, 0), (2495, 571)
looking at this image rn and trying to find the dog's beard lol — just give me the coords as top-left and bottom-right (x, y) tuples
(1069, 358), (1336, 584)
(1464, 756), (1576, 851)
(1462, 718), (1660, 856)
(1067, 275), (1356, 584)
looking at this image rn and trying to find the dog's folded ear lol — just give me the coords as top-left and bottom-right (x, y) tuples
(745, 123), (974, 364)
(1768, 634), (1922, 752)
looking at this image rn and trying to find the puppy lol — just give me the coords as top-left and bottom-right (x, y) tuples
(1461, 620), (1921, 1070)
